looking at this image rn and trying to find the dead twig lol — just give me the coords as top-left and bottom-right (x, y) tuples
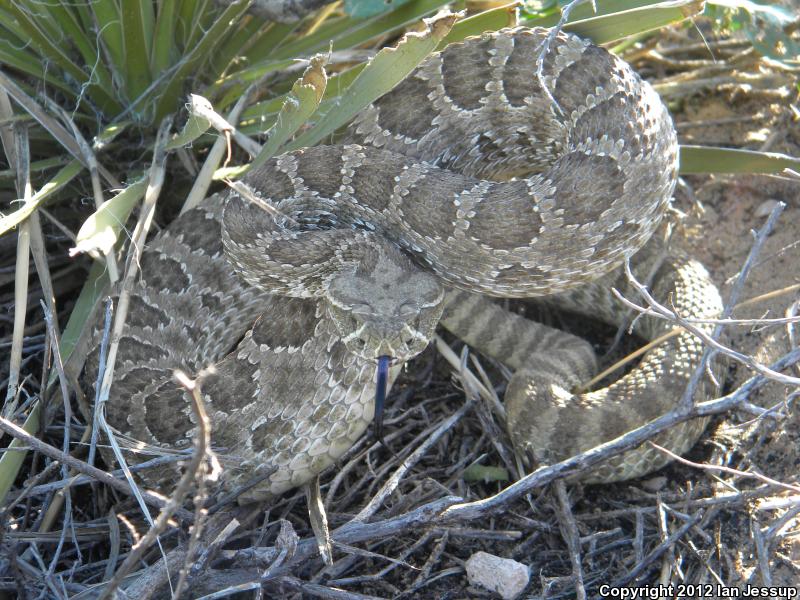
(98, 368), (215, 600)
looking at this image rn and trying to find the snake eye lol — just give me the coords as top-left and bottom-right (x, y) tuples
(397, 302), (417, 317)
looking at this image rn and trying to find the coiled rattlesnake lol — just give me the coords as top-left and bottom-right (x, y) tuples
(88, 26), (722, 501)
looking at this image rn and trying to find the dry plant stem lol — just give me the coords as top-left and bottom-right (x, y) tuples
(554, 481), (586, 600)
(220, 498), (462, 580)
(189, 94), (262, 158)
(681, 201), (789, 404)
(88, 299), (113, 469)
(96, 118), (171, 527)
(50, 98), (119, 282)
(37, 302), (72, 536)
(0, 414), (193, 521)
(434, 335), (501, 413)
(13, 445), (188, 499)
(123, 507), (261, 600)
(535, 0), (595, 114)
(0, 70), (119, 187)
(438, 346), (800, 522)
(98, 369), (213, 600)
(39, 301), (76, 576)
(307, 478), (334, 566)
(615, 205), (800, 389)
(182, 88), (255, 213)
(1, 105), (31, 414)
(216, 343), (800, 580)
(173, 376), (216, 600)
(612, 511), (703, 586)
(649, 443), (800, 495)
(737, 283), (800, 310)
(351, 398), (474, 522)
(579, 328), (681, 392)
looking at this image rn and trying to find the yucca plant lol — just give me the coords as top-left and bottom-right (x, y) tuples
(1, 0), (799, 595)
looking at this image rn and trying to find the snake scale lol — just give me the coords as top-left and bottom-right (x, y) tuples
(87, 26), (722, 502)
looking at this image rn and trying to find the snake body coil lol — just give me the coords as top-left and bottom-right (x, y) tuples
(88, 27), (721, 501)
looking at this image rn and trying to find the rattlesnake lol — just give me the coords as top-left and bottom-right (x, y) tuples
(88, 26), (722, 502)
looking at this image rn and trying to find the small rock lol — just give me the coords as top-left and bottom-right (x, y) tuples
(640, 475), (668, 492)
(755, 198), (782, 217)
(465, 551), (529, 599)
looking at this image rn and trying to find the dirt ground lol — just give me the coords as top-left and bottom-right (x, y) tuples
(672, 108), (800, 588)
(611, 30), (800, 590)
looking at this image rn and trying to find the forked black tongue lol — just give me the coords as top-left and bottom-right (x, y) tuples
(374, 355), (391, 445)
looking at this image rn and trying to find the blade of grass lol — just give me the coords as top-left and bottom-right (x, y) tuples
(563, 0), (705, 44)
(285, 12), (458, 151)
(0, 156), (72, 182)
(679, 145), (800, 175)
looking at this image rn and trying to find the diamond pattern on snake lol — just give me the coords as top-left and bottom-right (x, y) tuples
(86, 27), (723, 503)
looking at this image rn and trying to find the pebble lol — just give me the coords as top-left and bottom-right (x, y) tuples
(465, 551), (529, 599)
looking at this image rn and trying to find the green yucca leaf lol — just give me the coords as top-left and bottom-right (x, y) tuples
(72, 176), (148, 257)
(152, 0), (180, 73)
(285, 12), (458, 152)
(41, 2), (116, 92)
(152, 0), (253, 122)
(438, 3), (519, 48)
(228, 56), (328, 177)
(91, 0), (126, 93)
(0, 156), (72, 182)
(167, 111), (214, 150)
(0, 160), (84, 237)
(2, 2), (121, 113)
(679, 145), (800, 175)
(526, 0), (688, 25)
(237, 63), (363, 136)
(270, 0), (451, 60)
(0, 45), (75, 98)
(121, 0), (155, 101)
(210, 58), (297, 107)
(563, 0), (705, 44)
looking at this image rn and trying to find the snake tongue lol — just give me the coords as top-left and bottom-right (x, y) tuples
(374, 355), (391, 445)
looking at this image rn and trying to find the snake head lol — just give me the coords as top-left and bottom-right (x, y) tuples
(325, 240), (444, 363)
